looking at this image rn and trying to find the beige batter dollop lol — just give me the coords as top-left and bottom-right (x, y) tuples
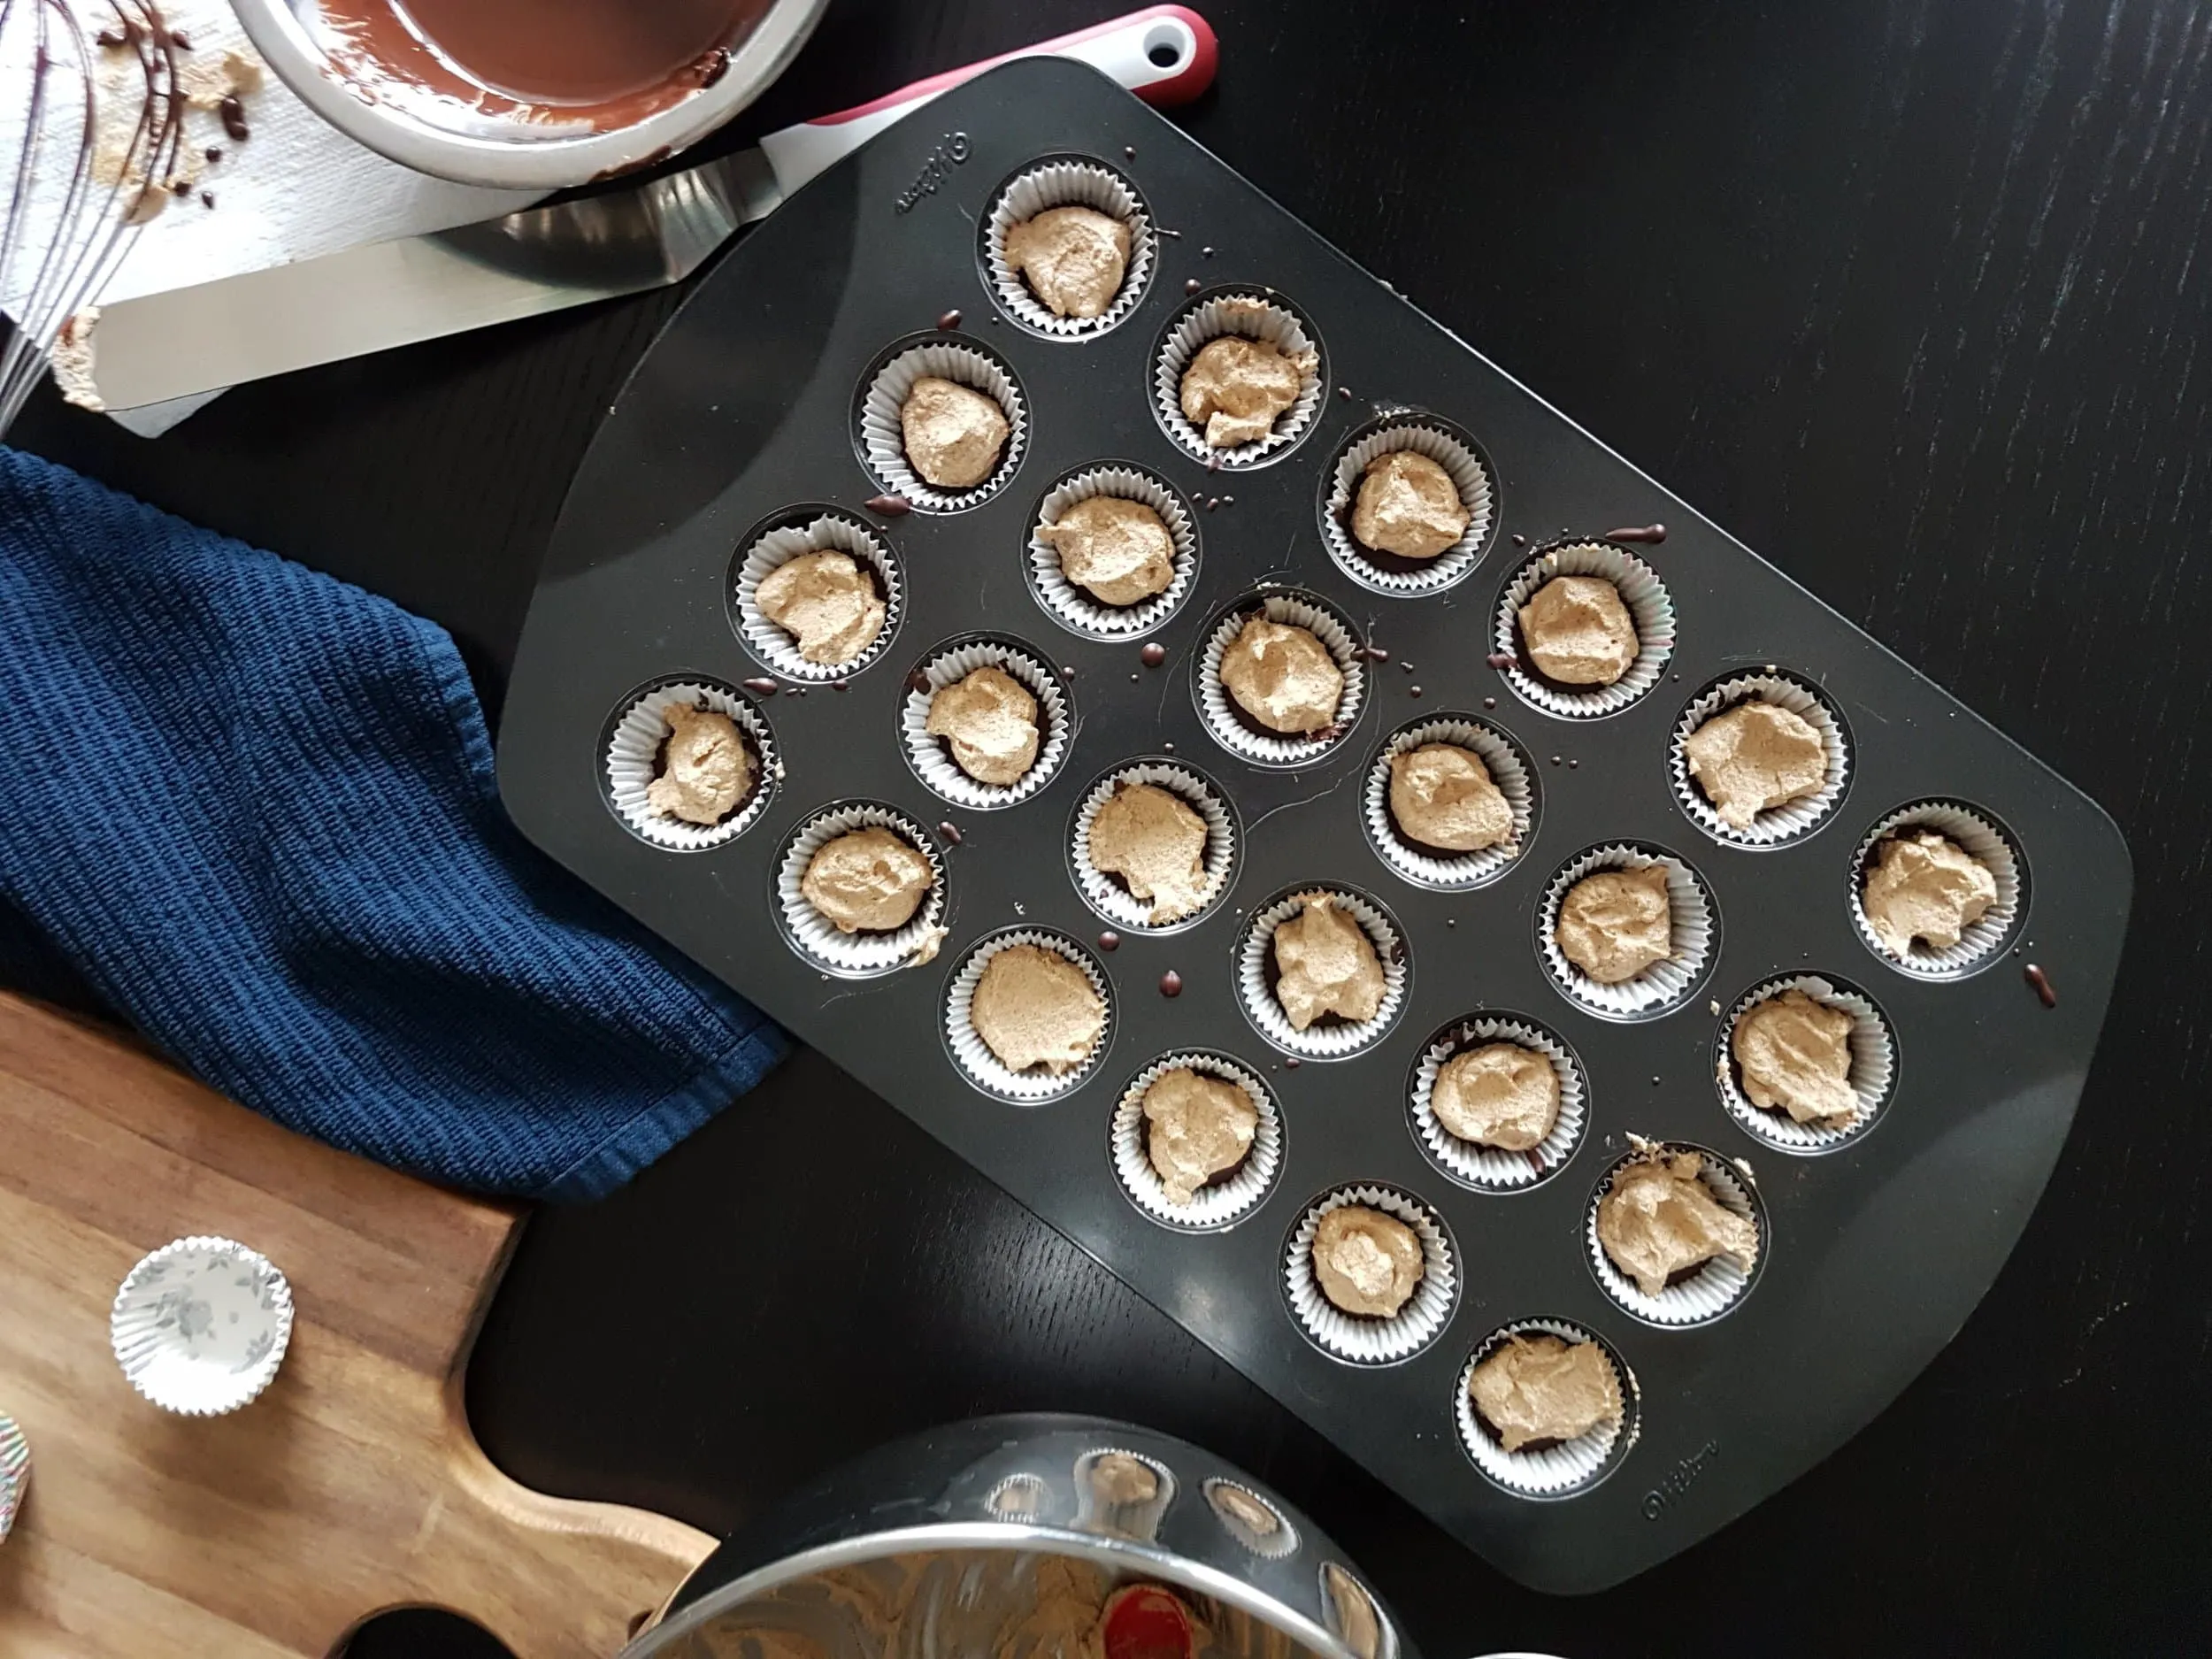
(1141, 1066), (1258, 1204)
(646, 703), (753, 826)
(1311, 1205), (1425, 1317)
(1862, 830), (1998, 954)
(1002, 204), (1133, 319)
(926, 665), (1041, 787)
(1086, 1452), (1158, 1505)
(1684, 700), (1827, 828)
(1732, 989), (1858, 1125)
(971, 944), (1104, 1074)
(1037, 495), (1176, 607)
(1468, 1333), (1623, 1453)
(1271, 894), (1386, 1030)
(1431, 1042), (1560, 1150)
(800, 827), (933, 934)
(1518, 574), (1639, 686)
(1179, 331), (1312, 448)
(754, 550), (887, 666)
(1088, 782), (1213, 924)
(1598, 1148), (1760, 1296)
(1219, 616), (1344, 734)
(1350, 449), (1471, 559)
(900, 375), (1010, 489)
(1388, 742), (1513, 852)
(1209, 1483), (1281, 1537)
(1556, 864), (1673, 984)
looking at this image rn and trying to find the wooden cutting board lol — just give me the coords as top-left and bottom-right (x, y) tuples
(0, 991), (715, 1658)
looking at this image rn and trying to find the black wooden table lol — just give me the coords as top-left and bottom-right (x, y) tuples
(20, 1), (2210, 1651)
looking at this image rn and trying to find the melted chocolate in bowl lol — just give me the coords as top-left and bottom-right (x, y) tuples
(321, 0), (773, 128)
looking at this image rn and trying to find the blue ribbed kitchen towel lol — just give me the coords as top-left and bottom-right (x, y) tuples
(0, 447), (786, 1200)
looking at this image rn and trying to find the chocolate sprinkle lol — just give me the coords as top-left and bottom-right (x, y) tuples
(204, 145), (221, 162)
(1409, 686), (1423, 697)
(1511, 533), (1527, 547)
(938, 821), (964, 846)
(937, 308), (962, 330)
(1285, 1056), (1302, 1069)
(1400, 660), (1414, 673)
(741, 677), (779, 695)
(1550, 755), (1563, 766)
(1099, 931), (1121, 951)
(2024, 964), (2058, 1007)
(1141, 642), (1167, 667)
(1125, 144), (1136, 158)
(864, 494), (912, 517)
(1337, 386), (1352, 401)
(219, 93), (250, 142)
(1164, 227), (1182, 239)
(199, 189), (213, 208)
(1606, 523), (1668, 544)
(1484, 696), (1496, 709)
(1159, 971), (1184, 997)
(1205, 496), (1219, 511)
(1201, 246), (1215, 257)
(1486, 652), (1518, 670)
(1185, 277), (1202, 294)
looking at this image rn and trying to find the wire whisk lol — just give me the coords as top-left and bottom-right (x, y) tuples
(0, 0), (182, 434)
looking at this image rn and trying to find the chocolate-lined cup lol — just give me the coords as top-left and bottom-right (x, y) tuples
(1584, 1143), (1764, 1326)
(900, 638), (1072, 810)
(1537, 842), (1716, 1019)
(1494, 541), (1675, 719)
(1026, 463), (1200, 639)
(1670, 671), (1850, 846)
(1715, 972), (1896, 1154)
(603, 678), (778, 851)
(1203, 1477), (1300, 1558)
(1409, 1015), (1587, 1191)
(1195, 589), (1366, 767)
(774, 801), (949, 976)
(1363, 715), (1537, 890)
(1282, 1183), (1456, 1364)
(1320, 416), (1496, 595)
(1070, 759), (1238, 931)
(1455, 1317), (1640, 1499)
(1236, 885), (1408, 1059)
(1151, 289), (1325, 467)
(943, 927), (1114, 1102)
(983, 156), (1156, 337)
(1848, 800), (2026, 979)
(858, 337), (1028, 511)
(733, 509), (902, 682)
(1110, 1050), (1282, 1230)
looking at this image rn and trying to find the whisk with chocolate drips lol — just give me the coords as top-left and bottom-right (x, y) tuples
(0, 0), (182, 433)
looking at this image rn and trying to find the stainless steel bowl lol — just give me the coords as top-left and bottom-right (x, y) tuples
(624, 1414), (1415, 1659)
(230, 0), (828, 189)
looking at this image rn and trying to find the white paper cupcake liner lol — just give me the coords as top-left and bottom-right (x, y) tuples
(1716, 974), (1896, 1154)
(1110, 1050), (1283, 1229)
(0, 1412), (27, 1543)
(1071, 761), (1237, 931)
(1849, 801), (2026, 978)
(1238, 887), (1408, 1058)
(110, 1236), (294, 1416)
(1586, 1145), (1763, 1325)
(1071, 1447), (1176, 1541)
(1494, 542), (1676, 718)
(603, 680), (779, 851)
(1152, 290), (1325, 467)
(1027, 465), (1201, 639)
(1409, 1016), (1587, 1190)
(1321, 419), (1496, 595)
(1283, 1184), (1457, 1364)
(1538, 844), (1716, 1019)
(984, 1472), (1051, 1520)
(1202, 1478), (1301, 1558)
(944, 928), (1114, 1102)
(733, 511), (902, 681)
(1455, 1318), (1640, 1498)
(1197, 591), (1367, 767)
(984, 158), (1156, 337)
(1363, 717), (1537, 890)
(775, 802), (949, 976)
(859, 340), (1029, 511)
(902, 640), (1072, 810)
(1670, 672), (1851, 846)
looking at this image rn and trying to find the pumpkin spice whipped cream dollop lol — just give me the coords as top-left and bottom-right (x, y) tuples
(1430, 1042), (1559, 1150)
(753, 551), (886, 666)
(1310, 1205), (1425, 1317)
(1141, 1067), (1258, 1204)
(1732, 989), (1857, 1125)
(645, 703), (753, 826)
(1683, 700), (1827, 828)
(1177, 310), (1315, 448)
(1861, 829), (1999, 954)
(1218, 616), (1343, 734)
(1467, 1333), (1623, 1453)
(1003, 204), (1133, 319)
(1388, 743), (1512, 852)
(898, 376), (1009, 489)
(1555, 864), (1673, 984)
(1517, 573), (1639, 686)
(1087, 782), (1212, 925)
(925, 665), (1041, 787)
(1270, 893), (1386, 1030)
(1597, 1146), (1759, 1296)
(798, 828), (932, 935)
(1036, 495), (1175, 607)
(968, 945), (1104, 1075)
(1350, 450), (1471, 560)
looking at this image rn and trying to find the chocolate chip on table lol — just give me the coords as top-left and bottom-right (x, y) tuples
(936, 308), (962, 330)
(1158, 971), (1183, 997)
(1141, 642), (1166, 667)
(1205, 497), (1218, 511)
(204, 146), (223, 164)
(1285, 1056), (1302, 1069)
(864, 494), (912, 517)
(1337, 386), (1352, 401)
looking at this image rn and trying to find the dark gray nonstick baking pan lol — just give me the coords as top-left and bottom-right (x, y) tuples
(497, 58), (2131, 1594)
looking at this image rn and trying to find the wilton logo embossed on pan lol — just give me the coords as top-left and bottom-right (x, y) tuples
(1641, 1440), (1720, 1520)
(895, 132), (971, 213)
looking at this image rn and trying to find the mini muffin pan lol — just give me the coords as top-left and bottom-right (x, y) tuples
(499, 60), (2131, 1594)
